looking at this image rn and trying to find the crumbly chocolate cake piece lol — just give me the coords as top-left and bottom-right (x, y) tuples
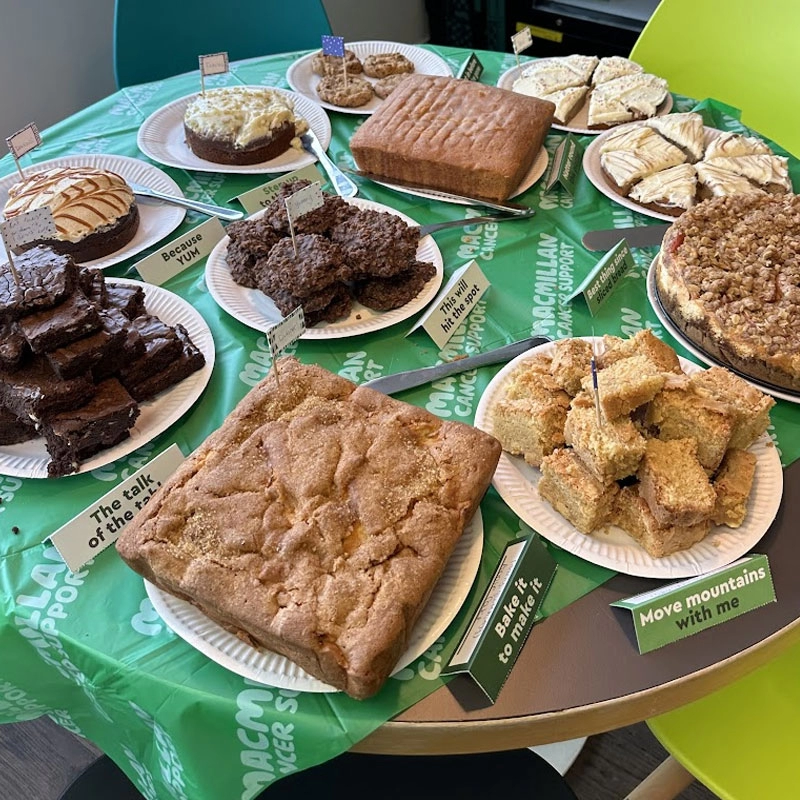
(354, 260), (436, 311)
(0, 321), (29, 370)
(117, 315), (185, 390)
(261, 234), (348, 298)
(0, 247), (79, 321)
(123, 324), (205, 402)
(268, 282), (346, 317)
(91, 308), (146, 381)
(305, 283), (353, 325)
(225, 217), (283, 289)
(331, 207), (419, 278)
(78, 267), (107, 307)
(103, 283), (146, 320)
(0, 355), (95, 422)
(0, 404), (37, 445)
(18, 290), (101, 354)
(261, 180), (356, 236)
(42, 378), (140, 477)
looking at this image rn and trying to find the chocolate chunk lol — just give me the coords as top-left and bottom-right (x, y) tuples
(0, 321), (30, 370)
(104, 283), (146, 320)
(355, 260), (437, 311)
(0, 404), (37, 445)
(260, 234), (348, 299)
(117, 315), (185, 390)
(18, 290), (101, 354)
(0, 247), (78, 321)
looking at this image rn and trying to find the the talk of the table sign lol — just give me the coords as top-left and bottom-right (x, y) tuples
(612, 554), (777, 654)
(544, 133), (584, 196)
(409, 259), (490, 349)
(444, 535), (557, 703)
(133, 217), (225, 285)
(232, 164), (323, 216)
(48, 444), (185, 573)
(567, 238), (635, 316)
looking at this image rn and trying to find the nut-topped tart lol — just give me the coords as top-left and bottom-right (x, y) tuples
(655, 192), (800, 391)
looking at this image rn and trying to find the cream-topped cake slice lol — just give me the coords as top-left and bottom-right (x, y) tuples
(513, 61), (587, 96)
(600, 135), (687, 193)
(592, 56), (644, 85)
(601, 73), (670, 117)
(695, 162), (767, 197)
(599, 124), (661, 154)
(704, 131), (773, 159)
(559, 54), (600, 84)
(540, 86), (589, 124)
(646, 112), (706, 162)
(587, 93), (636, 127)
(629, 163), (698, 211)
(702, 154), (792, 191)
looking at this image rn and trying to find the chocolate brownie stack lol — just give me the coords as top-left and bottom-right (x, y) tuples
(0, 246), (206, 477)
(225, 180), (436, 324)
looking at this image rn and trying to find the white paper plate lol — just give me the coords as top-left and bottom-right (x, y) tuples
(146, 509), (483, 693)
(205, 196), (443, 339)
(0, 155), (185, 269)
(354, 146), (549, 205)
(137, 87), (331, 174)
(286, 40), (452, 116)
(474, 337), (784, 579)
(647, 257), (800, 404)
(582, 125), (734, 222)
(0, 279), (214, 479)
(497, 63), (673, 136)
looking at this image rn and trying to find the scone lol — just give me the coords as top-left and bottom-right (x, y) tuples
(3, 166), (139, 262)
(362, 52), (414, 78)
(183, 87), (309, 165)
(316, 75), (374, 107)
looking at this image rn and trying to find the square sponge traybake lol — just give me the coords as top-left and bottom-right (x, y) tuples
(116, 358), (501, 700)
(349, 74), (556, 202)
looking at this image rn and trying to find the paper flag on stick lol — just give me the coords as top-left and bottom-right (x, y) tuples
(321, 35), (345, 57)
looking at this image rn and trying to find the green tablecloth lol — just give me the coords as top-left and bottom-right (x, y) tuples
(1, 47), (798, 799)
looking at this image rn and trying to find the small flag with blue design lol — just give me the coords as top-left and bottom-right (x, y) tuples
(321, 35), (345, 58)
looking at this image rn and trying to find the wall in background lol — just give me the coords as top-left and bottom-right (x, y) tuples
(0, 0), (429, 152)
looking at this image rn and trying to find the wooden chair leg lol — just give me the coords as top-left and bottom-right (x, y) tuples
(624, 755), (696, 800)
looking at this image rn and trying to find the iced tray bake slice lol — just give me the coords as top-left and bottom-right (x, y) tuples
(116, 358), (501, 699)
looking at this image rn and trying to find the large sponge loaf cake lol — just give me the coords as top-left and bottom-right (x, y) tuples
(350, 74), (555, 201)
(116, 357), (501, 699)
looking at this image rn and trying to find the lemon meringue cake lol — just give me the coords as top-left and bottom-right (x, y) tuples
(3, 166), (139, 262)
(183, 86), (309, 165)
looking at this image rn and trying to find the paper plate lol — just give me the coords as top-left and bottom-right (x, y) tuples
(474, 337), (783, 579)
(0, 154), (185, 269)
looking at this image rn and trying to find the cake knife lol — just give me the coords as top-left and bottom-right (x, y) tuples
(300, 132), (358, 198)
(362, 336), (551, 395)
(127, 182), (243, 221)
(417, 209), (536, 238)
(582, 224), (671, 252)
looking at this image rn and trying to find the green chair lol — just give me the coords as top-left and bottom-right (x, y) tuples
(629, 0), (800, 156)
(113, 0), (332, 88)
(626, 637), (800, 799)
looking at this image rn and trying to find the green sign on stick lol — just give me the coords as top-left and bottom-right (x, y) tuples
(443, 535), (557, 702)
(611, 554), (776, 654)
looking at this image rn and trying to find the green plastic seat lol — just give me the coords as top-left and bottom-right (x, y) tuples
(647, 637), (800, 799)
(113, 0), (332, 87)
(629, 0), (800, 156)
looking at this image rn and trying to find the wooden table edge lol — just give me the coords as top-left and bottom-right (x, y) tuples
(352, 616), (800, 754)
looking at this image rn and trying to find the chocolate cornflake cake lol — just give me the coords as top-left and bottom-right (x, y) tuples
(0, 246), (206, 476)
(224, 180), (437, 325)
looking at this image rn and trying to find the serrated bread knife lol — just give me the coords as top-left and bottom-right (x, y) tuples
(362, 336), (551, 395)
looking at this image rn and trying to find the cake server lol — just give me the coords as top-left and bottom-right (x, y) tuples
(362, 336), (551, 395)
(582, 224), (671, 252)
(128, 182), (243, 221)
(300, 132), (358, 198)
(338, 164), (533, 215)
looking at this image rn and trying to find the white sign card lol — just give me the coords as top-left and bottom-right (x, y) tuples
(0, 207), (56, 250)
(267, 306), (306, 360)
(49, 444), (185, 573)
(511, 27), (533, 55)
(6, 122), (41, 160)
(232, 164), (323, 216)
(133, 217), (225, 285)
(408, 259), (490, 349)
(284, 181), (324, 222)
(199, 51), (229, 76)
